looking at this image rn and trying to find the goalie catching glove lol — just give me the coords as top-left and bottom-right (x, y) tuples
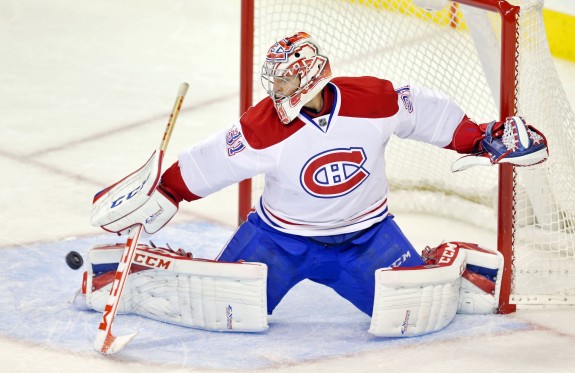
(451, 116), (548, 172)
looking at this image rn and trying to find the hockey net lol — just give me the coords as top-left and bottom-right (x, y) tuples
(239, 0), (575, 311)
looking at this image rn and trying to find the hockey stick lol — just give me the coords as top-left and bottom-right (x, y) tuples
(92, 82), (189, 354)
(91, 82), (188, 228)
(93, 224), (142, 354)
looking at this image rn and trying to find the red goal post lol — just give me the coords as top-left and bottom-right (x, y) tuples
(238, 0), (575, 313)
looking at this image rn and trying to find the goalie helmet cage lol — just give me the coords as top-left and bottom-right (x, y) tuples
(238, 0), (575, 313)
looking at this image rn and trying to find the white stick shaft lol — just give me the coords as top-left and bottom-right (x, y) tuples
(94, 224), (143, 354)
(160, 82), (189, 153)
(92, 82), (189, 354)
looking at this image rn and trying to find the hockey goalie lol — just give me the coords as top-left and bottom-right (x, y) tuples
(83, 32), (548, 337)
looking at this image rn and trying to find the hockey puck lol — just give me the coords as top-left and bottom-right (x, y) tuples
(66, 251), (84, 270)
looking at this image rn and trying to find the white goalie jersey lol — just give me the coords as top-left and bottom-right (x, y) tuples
(178, 77), (465, 236)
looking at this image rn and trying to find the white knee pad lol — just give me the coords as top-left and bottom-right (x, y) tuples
(369, 243), (465, 337)
(369, 241), (504, 337)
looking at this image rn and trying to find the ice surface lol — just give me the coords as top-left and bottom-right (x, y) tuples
(0, 222), (551, 371)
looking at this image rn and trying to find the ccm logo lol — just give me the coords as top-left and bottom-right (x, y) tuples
(110, 175), (150, 209)
(134, 253), (172, 270)
(438, 243), (458, 265)
(392, 251), (412, 268)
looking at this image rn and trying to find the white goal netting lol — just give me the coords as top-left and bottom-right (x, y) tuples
(245, 0), (575, 306)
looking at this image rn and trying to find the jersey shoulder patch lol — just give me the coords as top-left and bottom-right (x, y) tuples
(331, 76), (399, 119)
(239, 97), (306, 150)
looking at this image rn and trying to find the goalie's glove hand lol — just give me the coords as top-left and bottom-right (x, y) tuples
(102, 183), (180, 236)
(451, 116), (548, 172)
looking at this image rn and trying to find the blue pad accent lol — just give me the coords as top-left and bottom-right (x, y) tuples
(92, 263), (120, 276)
(466, 264), (498, 280)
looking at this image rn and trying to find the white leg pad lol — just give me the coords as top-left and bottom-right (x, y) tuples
(369, 246), (466, 337)
(82, 244), (268, 332)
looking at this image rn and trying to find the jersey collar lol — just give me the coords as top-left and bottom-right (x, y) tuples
(297, 82), (340, 133)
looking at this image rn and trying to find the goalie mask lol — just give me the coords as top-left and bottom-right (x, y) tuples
(261, 32), (332, 124)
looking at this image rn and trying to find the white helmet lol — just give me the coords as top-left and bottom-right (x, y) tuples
(261, 32), (332, 124)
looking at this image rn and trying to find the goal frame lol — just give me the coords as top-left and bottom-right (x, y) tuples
(238, 0), (520, 314)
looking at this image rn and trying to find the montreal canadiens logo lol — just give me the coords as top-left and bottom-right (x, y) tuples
(266, 40), (294, 62)
(300, 147), (370, 198)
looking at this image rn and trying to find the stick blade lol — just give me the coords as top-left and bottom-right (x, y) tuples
(94, 329), (139, 355)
